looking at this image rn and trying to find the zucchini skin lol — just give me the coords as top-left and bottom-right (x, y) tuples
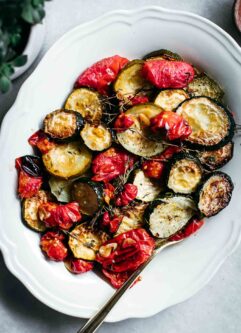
(176, 97), (235, 151)
(196, 171), (234, 217)
(143, 49), (183, 61)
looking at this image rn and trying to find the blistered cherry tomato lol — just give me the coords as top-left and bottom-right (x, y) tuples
(114, 113), (134, 133)
(101, 212), (123, 234)
(96, 228), (155, 273)
(75, 55), (129, 95)
(102, 269), (133, 289)
(115, 183), (138, 206)
(142, 60), (195, 89)
(170, 218), (205, 241)
(92, 147), (136, 182)
(157, 146), (182, 161)
(38, 202), (81, 230)
(28, 130), (55, 154)
(40, 231), (68, 261)
(68, 258), (94, 274)
(142, 160), (165, 179)
(150, 111), (192, 141)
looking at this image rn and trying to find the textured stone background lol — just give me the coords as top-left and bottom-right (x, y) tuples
(0, 1), (240, 332)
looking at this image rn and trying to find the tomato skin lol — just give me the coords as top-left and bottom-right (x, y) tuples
(40, 231), (68, 261)
(28, 130), (55, 154)
(114, 114), (134, 133)
(129, 95), (149, 105)
(142, 160), (165, 179)
(157, 146), (182, 161)
(69, 258), (94, 274)
(75, 55), (129, 95)
(92, 147), (136, 182)
(142, 60), (195, 89)
(115, 183), (138, 206)
(102, 269), (133, 289)
(170, 218), (205, 241)
(38, 202), (81, 230)
(101, 212), (123, 234)
(97, 228), (155, 273)
(150, 111), (192, 141)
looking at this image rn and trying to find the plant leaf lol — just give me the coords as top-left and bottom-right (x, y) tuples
(1, 64), (14, 77)
(0, 75), (11, 93)
(11, 54), (27, 67)
(21, 4), (34, 24)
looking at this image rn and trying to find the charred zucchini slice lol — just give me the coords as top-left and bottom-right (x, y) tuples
(114, 202), (148, 236)
(64, 88), (103, 122)
(197, 142), (234, 171)
(42, 142), (92, 179)
(167, 153), (203, 194)
(113, 60), (153, 103)
(80, 123), (112, 151)
(197, 171), (233, 217)
(146, 194), (197, 238)
(187, 73), (224, 102)
(132, 169), (163, 202)
(117, 103), (165, 157)
(154, 89), (189, 111)
(22, 190), (49, 232)
(43, 109), (84, 140)
(68, 223), (109, 260)
(71, 179), (103, 216)
(176, 97), (235, 150)
(143, 49), (182, 61)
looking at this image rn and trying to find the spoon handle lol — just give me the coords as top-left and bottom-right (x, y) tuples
(77, 240), (175, 333)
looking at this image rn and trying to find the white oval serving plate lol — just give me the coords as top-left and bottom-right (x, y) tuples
(0, 6), (241, 322)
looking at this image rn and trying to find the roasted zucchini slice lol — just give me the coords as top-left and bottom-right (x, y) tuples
(113, 60), (153, 103)
(154, 89), (189, 111)
(80, 123), (112, 151)
(146, 194), (197, 238)
(197, 171), (233, 217)
(68, 223), (109, 260)
(143, 49), (182, 61)
(187, 73), (224, 102)
(176, 97), (235, 150)
(114, 202), (148, 236)
(196, 142), (234, 171)
(132, 169), (163, 202)
(64, 88), (103, 122)
(22, 190), (49, 232)
(43, 109), (84, 140)
(167, 153), (203, 194)
(42, 142), (92, 179)
(117, 103), (165, 157)
(71, 179), (103, 216)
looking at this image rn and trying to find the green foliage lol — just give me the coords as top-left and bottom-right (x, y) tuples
(0, 0), (50, 93)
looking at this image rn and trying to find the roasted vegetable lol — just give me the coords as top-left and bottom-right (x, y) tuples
(154, 89), (189, 111)
(71, 179), (103, 216)
(176, 97), (235, 150)
(115, 183), (138, 206)
(132, 169), (163, 202)
(113, 60), (153, 103)
(143, 49), (182, 61)
(43, 109), (84, 140)
(169, 217), (205, 241)
(68, 223), (109, 260)
(196, 142), (234, 171)
(42, 142), (92, 179)
(22, 190), (49, 232)
(80, 123), (112, 151)
(64, 257), (94, 274)
(146, 194), (197, 238)
(117, 103), (165, 157)
(65, 88), (104, 122)
(40, 231), (68, 261)
(48, 177), (74, 202)
(187, 73), (224, 102)
(197, 171), (233, 217)
(167, 153), (203, 194)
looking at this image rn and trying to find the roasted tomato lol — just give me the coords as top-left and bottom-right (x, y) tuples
(142, 60), (195, 89)
(142, 160), (165, 179)
(103, 183), (115, 205)
(96, 228), (155, 273)
(15, 156), (43, 199)
(74, 55), (129, 95)
(102, 269), (134, 289)
(150, 111), (192, 141)
(169, 218), (205, 241)
(28, 130), (55, 154)
(40, 231), (68, 261)
(92, 147), (136, 182)
(115, 183), (138, 206)
(38, 202), (81, 230)
(101, 212), (123, 234)
(114, 114), (134, 133)
(66, 258), (94, 274)
(157, 146), (182, 161)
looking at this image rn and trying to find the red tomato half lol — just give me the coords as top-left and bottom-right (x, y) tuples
(142, 60), (195, 89)
(68, 258), (94, 274)
(40, 231), (68, 261)
(28, 130), (55, 154)
(75, 55), (129, 95)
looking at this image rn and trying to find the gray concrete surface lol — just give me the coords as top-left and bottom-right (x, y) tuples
(0, 1), (240, 332)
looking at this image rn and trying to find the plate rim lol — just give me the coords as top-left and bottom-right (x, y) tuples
(0, 6), (241, 321)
